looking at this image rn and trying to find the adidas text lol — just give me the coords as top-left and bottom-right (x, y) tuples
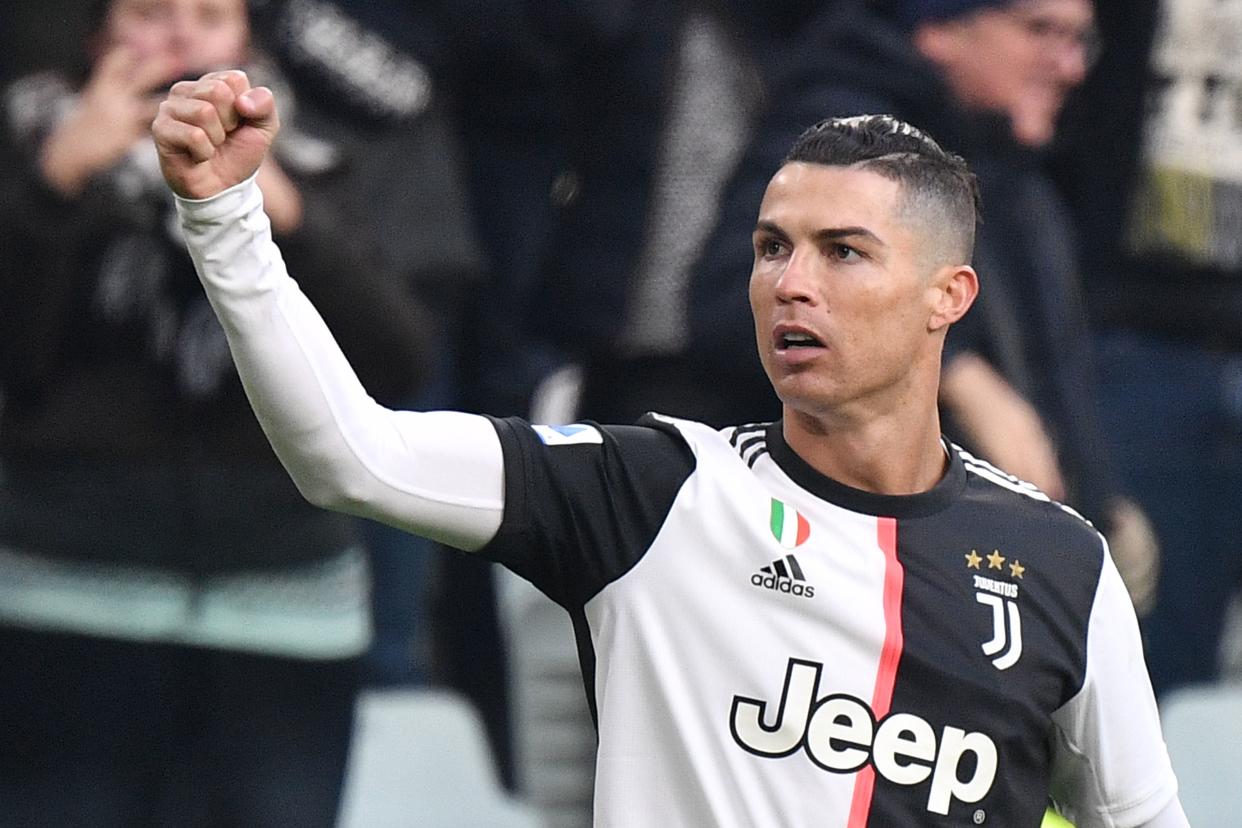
(731, 658), (997, 815)
(750, 573), (815, 598)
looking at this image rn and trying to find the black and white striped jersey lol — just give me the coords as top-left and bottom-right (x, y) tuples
(481, 414), (1178, 828)
(175, 180), (1180, 828)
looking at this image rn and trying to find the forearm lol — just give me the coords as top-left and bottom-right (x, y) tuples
(176, 176), (503, 550)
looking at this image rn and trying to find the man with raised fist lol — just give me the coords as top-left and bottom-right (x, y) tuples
(153, 75), (1187, 827)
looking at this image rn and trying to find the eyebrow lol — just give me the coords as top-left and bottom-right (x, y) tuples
(754, 220), (886, 247)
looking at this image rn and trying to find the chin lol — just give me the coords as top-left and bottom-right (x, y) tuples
(772, 379), (834, 416)
(1012, 119), (1055, 149)
(1013, 101), (1064, 148)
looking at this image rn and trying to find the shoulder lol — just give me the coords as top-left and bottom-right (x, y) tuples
(639, 413), (774, 465)
(487, 414), (701, 485)
(254, 3), (433, 127)
(953, 443), (1104, 558)
(639, 412), (728, 443)
(954, 444), (1094, 523)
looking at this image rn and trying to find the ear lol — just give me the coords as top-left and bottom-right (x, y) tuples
(927, 264), (979, 332)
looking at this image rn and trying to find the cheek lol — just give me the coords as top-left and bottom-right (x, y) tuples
(748, 275), (768, 342)
(965, 37), (1036, 109)
(748, 265), (774, 318)
(854, 293), (924, 360)
(1011, 44), (1059, 95)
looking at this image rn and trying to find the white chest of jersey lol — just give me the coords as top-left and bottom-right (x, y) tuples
(483, 414), (1178, 827)
(585, 421), (985, 825)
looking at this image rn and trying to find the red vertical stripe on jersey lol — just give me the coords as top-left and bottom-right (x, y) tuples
(847, 517), (904, 828)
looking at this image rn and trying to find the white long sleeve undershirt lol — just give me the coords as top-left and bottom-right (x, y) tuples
(176, 175), (504, 552)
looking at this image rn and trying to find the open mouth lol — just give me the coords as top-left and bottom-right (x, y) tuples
(777, 332), (824, 350)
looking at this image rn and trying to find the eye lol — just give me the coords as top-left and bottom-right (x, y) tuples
(758, 237), (787, 258)
(199, 7), (227, 27)
(129, 0), (167, 21)
(831, 243), (861, 262)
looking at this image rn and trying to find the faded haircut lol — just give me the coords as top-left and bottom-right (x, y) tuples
(784, 114), (981, 266)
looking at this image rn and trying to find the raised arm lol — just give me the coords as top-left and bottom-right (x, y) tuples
(151, 70), (504, 551)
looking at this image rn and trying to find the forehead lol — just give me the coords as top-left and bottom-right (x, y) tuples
(1011, 0), (1093, 22)
(988, 0), (1094, 34)
(757, 163), (904, 233)
(110, 0), (247, 17)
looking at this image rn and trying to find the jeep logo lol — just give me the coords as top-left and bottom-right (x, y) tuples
(730, 658), (997, 815)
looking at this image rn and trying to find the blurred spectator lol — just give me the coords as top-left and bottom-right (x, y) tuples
(248, 0), (490, 694)
(685, 0), (1159, 611)
(0, 0), (432, 825)
(1051, 0), (1242, 694)
(494, 1), (820, 427)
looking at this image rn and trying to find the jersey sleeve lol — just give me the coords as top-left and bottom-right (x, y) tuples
(479, 416), (696, 608)
(176, 176), (505, 552)
(1049, 543), (1182, 827)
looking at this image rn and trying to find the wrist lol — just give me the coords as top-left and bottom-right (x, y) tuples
(175, 172), (263, 222)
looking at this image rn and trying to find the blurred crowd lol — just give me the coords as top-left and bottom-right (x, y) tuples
(0, 0), (1239, 825)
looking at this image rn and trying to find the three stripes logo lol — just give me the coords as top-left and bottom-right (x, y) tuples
(769, 498), (811, 548)
(751, 553), (815, 599)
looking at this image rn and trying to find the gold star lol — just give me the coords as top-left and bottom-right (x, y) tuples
(1010, 560), (1025, 579)
(986, 549), (1006, 570)
(964, 550), (982, 569)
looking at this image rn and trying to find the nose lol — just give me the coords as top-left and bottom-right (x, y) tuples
(166, 8), (197, 58)
(774, 249), (817, 304)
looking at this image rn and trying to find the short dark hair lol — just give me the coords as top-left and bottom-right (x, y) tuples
(784, 114), (981, 265)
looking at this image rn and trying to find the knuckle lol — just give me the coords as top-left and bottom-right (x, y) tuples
(189, 127), (213, 158)
(193, 99), (217, 121)
(199, 78), (224, 98)
(204, 68), (247, 87)
(207, 79), (237, 105)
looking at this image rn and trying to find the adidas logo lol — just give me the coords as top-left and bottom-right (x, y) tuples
(750, 554), (815, 599)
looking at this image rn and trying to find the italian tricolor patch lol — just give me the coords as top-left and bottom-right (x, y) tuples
(770, 498), (811, 548)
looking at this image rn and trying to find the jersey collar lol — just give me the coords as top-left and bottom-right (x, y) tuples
(765, 421), (966, 519)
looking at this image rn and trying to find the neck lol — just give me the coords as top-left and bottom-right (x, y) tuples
(781, 396), (948, 496)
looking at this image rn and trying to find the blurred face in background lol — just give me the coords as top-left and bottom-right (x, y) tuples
(100, 0), (249, 78)
(915, 0), (1096, 147)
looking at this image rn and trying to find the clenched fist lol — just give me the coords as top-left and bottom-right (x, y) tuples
(152, 69), (279, 200)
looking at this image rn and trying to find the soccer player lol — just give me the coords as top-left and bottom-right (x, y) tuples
(152, 71), (1188, 826)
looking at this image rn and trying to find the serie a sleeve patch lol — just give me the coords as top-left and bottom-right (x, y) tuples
(532, 423), (605, 445)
